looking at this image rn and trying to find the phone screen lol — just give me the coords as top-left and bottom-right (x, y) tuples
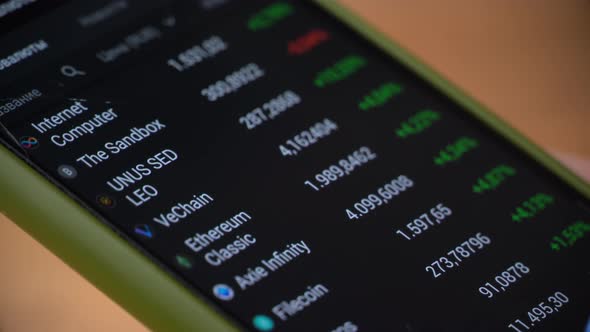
(1, 1), (589, 331)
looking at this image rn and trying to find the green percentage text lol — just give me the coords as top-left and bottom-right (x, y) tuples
(248, 2), (294, 32)
(434, 136), (479, 166)
(395, 110), (441, 139)
(472, 164), (516, 194)
(550, 221), (590, 252)
(358, 82), (403, 111)
(511, 193), (554, 223)
(314, 55), (367, 88)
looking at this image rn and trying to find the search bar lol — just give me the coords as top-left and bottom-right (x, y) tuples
(0, 0), (172, 86)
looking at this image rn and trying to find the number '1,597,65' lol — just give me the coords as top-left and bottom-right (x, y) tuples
(395, 203), (452, 240)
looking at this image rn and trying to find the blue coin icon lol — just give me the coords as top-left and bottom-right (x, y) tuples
(212, 284), (235, 301)
(134, 224), (153, 239)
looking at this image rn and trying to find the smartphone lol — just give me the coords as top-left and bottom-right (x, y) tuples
(1, 0), (589, 331)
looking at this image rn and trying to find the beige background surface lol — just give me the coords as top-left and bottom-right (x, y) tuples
(1, 1), (589, 331)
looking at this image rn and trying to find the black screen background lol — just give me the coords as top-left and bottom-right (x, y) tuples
(1, 1), (589, 331)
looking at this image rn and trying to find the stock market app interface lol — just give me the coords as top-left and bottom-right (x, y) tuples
(1, 0), (589, 331)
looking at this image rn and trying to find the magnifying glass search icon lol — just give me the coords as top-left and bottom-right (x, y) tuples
(60, 65), (86, 77)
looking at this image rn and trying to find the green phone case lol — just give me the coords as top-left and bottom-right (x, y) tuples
(1, 1), (588, 331)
